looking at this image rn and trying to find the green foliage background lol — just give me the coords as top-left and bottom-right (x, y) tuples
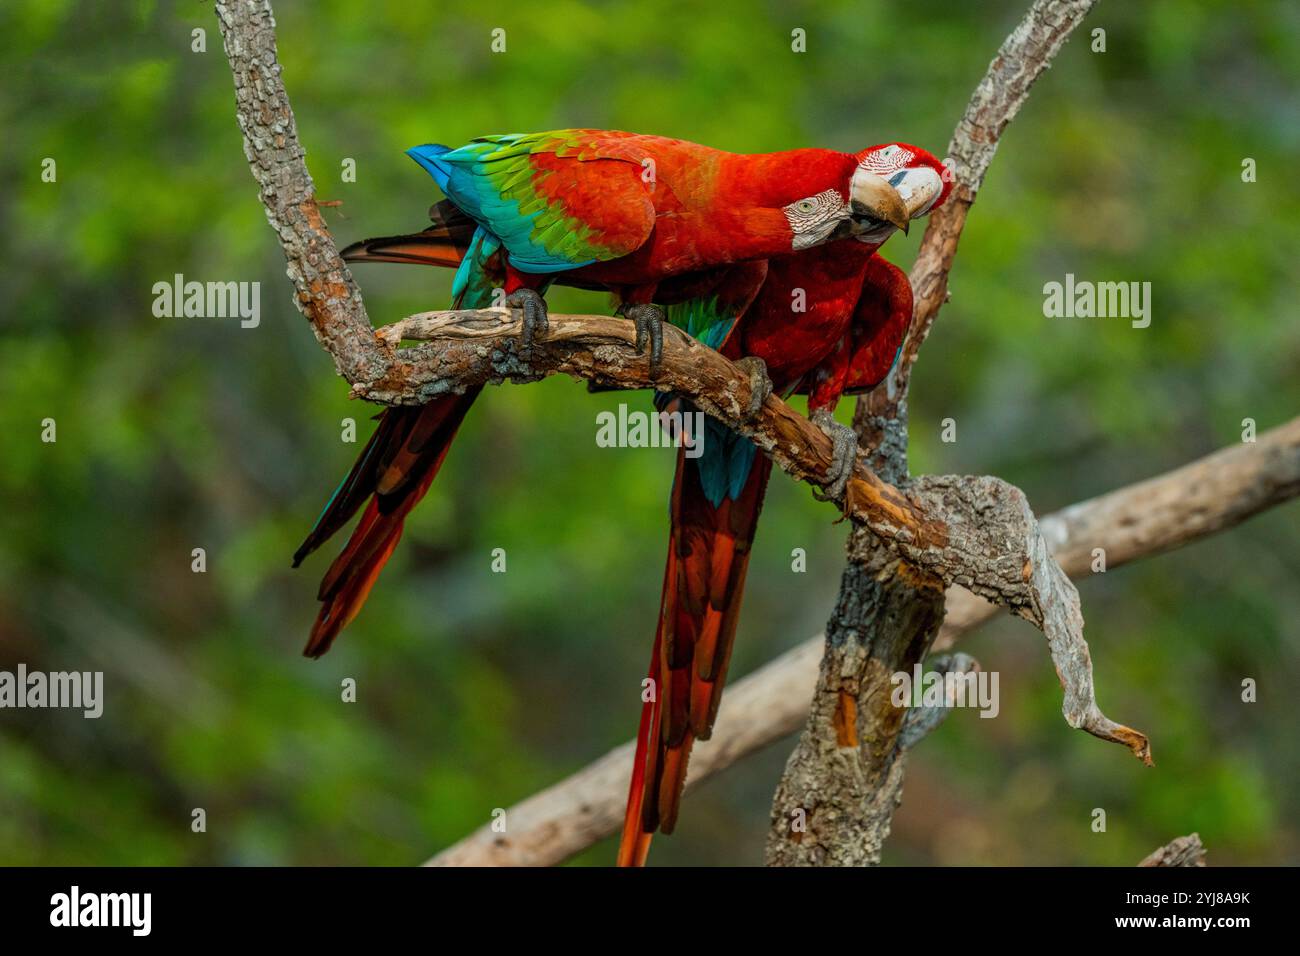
(1, 0), (1297, 865)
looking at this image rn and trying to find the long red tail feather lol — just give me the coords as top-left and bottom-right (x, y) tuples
(617, 443), (772, 865)
(297, 389), (480, 658)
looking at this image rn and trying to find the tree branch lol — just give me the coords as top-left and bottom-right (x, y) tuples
(899, 0), (1099, 393)
(1138, 833), (1207, 867)
(897, 653), (981, 750)
(765, 0), (1103, 867)
(859, 0), (1100, 471)
(426, 418), (1298, 865)
(214, 0), (387, 386)
(937, 415), (1300, 649)
(376, 309), (1152, 764)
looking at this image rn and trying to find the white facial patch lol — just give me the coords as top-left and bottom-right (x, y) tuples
(850, 146), (944, 243)
(783, 188), (849, 250)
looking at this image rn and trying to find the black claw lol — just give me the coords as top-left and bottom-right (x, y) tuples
(505, 288), (548, 349)
(733, 356), (772, 421)
(809, 408), (859, 502)
(622, 303), (666, 371)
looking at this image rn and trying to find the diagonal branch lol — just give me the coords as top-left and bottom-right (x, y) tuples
(427, 417), (1299, 865)
(899, 0), (1100, 386)
(937, 415), (1300, 647)
(859, 0), (1101, 469)
(767, 0), (1106, 868)
(370, 311), (1148, 763)
(215, 0), (387, 386)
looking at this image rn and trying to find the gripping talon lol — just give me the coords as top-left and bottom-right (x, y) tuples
(809, 408), (859, 502)
(505, 288), (548, 349)
(622, 303), (666, 370)
(733, 356), (772, 421)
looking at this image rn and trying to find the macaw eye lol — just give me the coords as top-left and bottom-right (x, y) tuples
(796, 199), (818, 214)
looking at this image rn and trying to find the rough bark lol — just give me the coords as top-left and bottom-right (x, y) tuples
(767, 0), (1103, 867)
(1138, 834), (1207, 867)
(427, 417), (1298, 866)
(766, 553), (947, 866)
(214, 0), (387, 386)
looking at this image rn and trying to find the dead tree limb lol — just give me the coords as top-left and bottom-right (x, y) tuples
(937, 415), (1300, 648)
(1139, 834), (1208, 867)
(861, 0), (1103, 464)
(367, 314), (1148, 757)
(766, 0), (1104, 867)
(426, 418), (1298, 866)
(214, 0), (386, 386)
(223, 0), (1270, 870)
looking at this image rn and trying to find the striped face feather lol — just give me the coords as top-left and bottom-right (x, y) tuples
(783, 188), (852, 250)
(850, 143), (949, 244)
(858, 143), (914, 176)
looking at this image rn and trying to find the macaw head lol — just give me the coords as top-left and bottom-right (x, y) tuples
(848, 143), (952, 243)
(741, 142), (949, 256)
(774, 143), (950, 252)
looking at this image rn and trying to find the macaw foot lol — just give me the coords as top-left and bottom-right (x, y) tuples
(809, 408), (859, 502)
(505, 288), (549, 349)
(621, 303), (665, 370)
(732, 356), (772, 421)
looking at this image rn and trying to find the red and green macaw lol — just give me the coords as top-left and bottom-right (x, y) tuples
(616, 145), (951, 865)
(293, 129), (914, 659)
(302, 129), (949, 864)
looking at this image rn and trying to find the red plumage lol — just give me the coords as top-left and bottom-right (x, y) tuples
(298, 390), (481, 658)
(296, 132), (893, 660)
(616, 240), (917, 866)
(296, 133), (949, 867)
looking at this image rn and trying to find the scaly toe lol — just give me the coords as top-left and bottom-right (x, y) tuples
(622, 304), (665, 371)
(809, 408), (859, 502)
(505, 289), (548, 348)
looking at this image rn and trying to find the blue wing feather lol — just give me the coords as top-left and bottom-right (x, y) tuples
(406, 141), (599, 274)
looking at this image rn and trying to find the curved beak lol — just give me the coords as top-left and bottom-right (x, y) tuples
(850, 168), (910, 234)
(893, 166), (945, 220)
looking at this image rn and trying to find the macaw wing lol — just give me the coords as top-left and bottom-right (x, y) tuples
(840, 254), (913, 394)
(407, 131), (656, 274)
(794, 253), (914, 403)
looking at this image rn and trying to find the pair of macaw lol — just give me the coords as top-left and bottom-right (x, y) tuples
(291, 129), (950, 865)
